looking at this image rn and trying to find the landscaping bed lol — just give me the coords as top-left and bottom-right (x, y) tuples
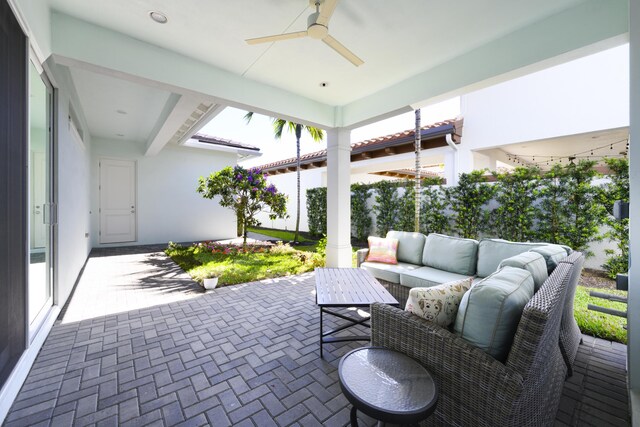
(165, 241), (324, 287)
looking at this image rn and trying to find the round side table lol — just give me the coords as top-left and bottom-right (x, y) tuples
(338, 347), (437, 426)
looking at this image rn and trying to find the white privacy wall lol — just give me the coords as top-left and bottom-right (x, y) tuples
(460, 44), (629, 158)
(90, 140), (237, 246)
(256, 169), (324, 232)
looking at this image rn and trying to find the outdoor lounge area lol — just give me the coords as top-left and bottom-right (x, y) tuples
(1, 0), (639, 425)
(2, 246), (631, 426)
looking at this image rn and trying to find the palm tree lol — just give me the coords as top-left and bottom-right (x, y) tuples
(244, 112), (324, 243)
(414, 108), (421, 232)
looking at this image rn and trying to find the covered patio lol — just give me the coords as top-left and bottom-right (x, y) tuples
(3, 247), (629, 426)
(1, 0), (638, 424)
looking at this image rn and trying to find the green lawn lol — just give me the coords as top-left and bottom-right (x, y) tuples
(574, 286), (627, 344)
(247, 227), (313, 243)
(166, 241), (323, 286)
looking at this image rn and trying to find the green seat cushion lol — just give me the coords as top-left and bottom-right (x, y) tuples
(454, 266), (534, 361)
(498, 252), (549, 292)
(476, 239), (544, 278)
(529, 245), (567, 274)
(387, 231), (427, 265)
(361, 261), (420, 284)
(422, 233), (478, 276)
(400, 266), (471, 289)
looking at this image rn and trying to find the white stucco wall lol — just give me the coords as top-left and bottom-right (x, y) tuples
(256, 169), (324, 232)
(460, 44), (629, 154)
(53, 68), (93, 306)
(90, 140), (237, 246)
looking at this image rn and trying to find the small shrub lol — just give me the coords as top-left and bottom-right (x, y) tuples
(490, 166), (540, 241)
(269, 241), (297, 255)
(373, 180), (399, 236)
(447, 170), (494, 239)
(420, 180), (450, 235)
(599, 157), (629, 278)
(396, 182), (416, 232)
(306, 187), (327, 236)
(351, 184), (372, 241)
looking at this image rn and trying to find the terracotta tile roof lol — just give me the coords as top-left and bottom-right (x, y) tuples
(256, 118), (463, 174)
(371, 168), (443, 180)
(192, 133), (260, 151)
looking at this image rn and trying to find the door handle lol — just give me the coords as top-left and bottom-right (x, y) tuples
(131, 210), (135, 213)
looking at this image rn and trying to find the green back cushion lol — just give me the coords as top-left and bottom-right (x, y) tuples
(498, 252), (548, 292)
(422, 233), (478, 276)
(454, 266), (534, 361)
(476, 239), (544, 278)
(387, 231), (427, 265)
(528, 245), (567, 274)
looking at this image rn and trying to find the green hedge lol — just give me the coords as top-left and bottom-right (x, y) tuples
(306, 187), (327, 236)
(306, 159), (629, 275)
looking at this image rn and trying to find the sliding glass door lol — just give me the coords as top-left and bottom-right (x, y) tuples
(28, 61), (54, 335)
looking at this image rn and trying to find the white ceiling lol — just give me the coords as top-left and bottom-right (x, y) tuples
(43, 0), (626, 149)
(49, 0), (586, 106)
(68, 67), (172, 143)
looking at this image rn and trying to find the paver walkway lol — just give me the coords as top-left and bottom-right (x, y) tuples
(61, 246), (203, 324)
(3, 247), (631, 426)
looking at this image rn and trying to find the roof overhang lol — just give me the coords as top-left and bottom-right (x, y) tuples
(183, 136), (262, 160)
(262, 118), (462, 175)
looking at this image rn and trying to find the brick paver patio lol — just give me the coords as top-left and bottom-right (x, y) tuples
(3, 247), (630, 426)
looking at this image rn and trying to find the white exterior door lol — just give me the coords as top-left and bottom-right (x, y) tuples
(100, 158), (136, 243)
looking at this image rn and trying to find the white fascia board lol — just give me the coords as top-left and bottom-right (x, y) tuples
(144, 93), (181, 156)
(50, 12), (335, 129)
(145, 95), (225, 157)
(183, 139), (262, 160)
(340, 0), (628, 129)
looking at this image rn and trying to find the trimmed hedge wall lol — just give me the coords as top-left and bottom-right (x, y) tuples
(306, 159), (629, 275)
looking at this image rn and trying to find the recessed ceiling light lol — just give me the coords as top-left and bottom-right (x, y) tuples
(116, 109), (127, 115)
(319, 82), (329, 88)
(149, 11), (168, 24)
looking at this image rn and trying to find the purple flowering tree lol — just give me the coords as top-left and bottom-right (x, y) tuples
(197, 166), (288, 246)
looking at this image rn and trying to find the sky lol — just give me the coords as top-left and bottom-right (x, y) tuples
(198, 98), (460, 168)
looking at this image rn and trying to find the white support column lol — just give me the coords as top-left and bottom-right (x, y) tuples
(628, 0), (640, 420)
(326, 128), (352, 267)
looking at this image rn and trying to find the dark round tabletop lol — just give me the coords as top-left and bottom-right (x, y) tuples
(338, 347), (437, 425)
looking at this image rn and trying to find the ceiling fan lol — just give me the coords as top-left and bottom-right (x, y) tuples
(245, 0), (364, 67)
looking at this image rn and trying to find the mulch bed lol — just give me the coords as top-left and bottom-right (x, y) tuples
(579, 268), (617, 290)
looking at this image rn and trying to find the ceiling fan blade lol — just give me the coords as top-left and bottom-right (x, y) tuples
(245, 31), (308, 45)
(322, 35), (364, 66)
(316, 0), (339, 26)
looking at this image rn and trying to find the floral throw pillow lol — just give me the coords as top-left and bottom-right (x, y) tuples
(366, 236), (399, 264)
(405, 277), (473, 327)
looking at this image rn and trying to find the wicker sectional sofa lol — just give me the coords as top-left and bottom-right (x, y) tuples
(356, 231), (585, 426)
(356, 231), (571, 307)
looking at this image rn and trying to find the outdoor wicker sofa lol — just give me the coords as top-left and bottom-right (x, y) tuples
(356, 231), (586, 376)
(370, 259), (580, 426)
